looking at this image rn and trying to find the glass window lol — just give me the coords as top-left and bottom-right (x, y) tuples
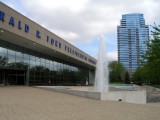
(16, 51), (23, 58)
(16, 57), (23, 62)
(46, 63), (50, 69)
(49, 61), (53, 70)
(30, 60), (35, 68)
(0, 47), (7, 54)
(54, 61), (57, 71)
(36, 61), (41, 66)
(8, 49), (15, 56)
(41, 62), (45, 68)
(30, 55), (35, 61)
(46, 59), (50, 64)
(36, 57), (41, 62)
(41, 58), (45, 63)
(23, 59), (30, 65)
(0, 40), (90, 86)
(24, 53), (29, 59)
(8, 55), (15, 63)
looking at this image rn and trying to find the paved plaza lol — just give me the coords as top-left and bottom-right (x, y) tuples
(0, 86), (160, 120)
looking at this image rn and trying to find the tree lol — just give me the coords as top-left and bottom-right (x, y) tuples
(142, 24), (160, 85)
(30, 65), (49, 71)
(108, 61), (125, 83)
(0, 56), (8, 67)
(124, 71), (130, 84)
(7, 62), (29, 69)
(132, 67), (146, 85)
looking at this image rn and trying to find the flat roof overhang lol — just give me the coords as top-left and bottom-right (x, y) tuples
(0, 29), (95, 70)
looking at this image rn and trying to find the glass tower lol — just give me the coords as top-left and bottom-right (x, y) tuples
(117, 13), (149, 72)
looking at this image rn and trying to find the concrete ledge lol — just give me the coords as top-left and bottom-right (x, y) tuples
(36, 86), (146, 104)
(54, 88), (101, 100)
(144, 85), (160, 92)
(101, 91), (146, 104)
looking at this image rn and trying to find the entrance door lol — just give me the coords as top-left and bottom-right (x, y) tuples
(8, 69), (26, 85)
(0, 68), (27, 85)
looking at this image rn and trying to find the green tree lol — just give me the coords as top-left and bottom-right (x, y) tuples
(124, 71), (130, 84)
(0, 56), (8, 67)
(7, 62), (29, 69)
(108, 61), (125, 83)
(31, 65), (49, 71)
(142, 24), (160, 85)
(132, 67), (145, 85)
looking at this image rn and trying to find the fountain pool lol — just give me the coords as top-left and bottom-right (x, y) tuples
(36, 35), (146, 104)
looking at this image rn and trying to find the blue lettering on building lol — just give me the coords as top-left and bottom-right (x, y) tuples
(36, 30), (41, 38)
(51, 38), (54, 45)
(47, 36), (49, 42)
(65, 46), (67, 50)
(25, 24), (29, 33)
(69, 46), (94, 64)
(9, 17), (14, 26)
(18, 21), (22, 30)
(64, 45), (96, 64)
(0, 11), (5, 21)
(59, 43), (61, 48)
(55, 40), (58, 47)
(72, 50), (74, 54)
(88, 58), (96, 64)
(0, 11), (70, 59)
(47, 36), (62, 49)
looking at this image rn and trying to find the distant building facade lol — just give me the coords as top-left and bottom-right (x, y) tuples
(117, 13), (149, 72)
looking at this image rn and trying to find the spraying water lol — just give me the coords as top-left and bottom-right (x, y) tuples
(94, 35), (109, 92)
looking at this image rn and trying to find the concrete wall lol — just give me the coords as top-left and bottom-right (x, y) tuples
(36, 86), (146, 104)
(101, 91), (146, 104)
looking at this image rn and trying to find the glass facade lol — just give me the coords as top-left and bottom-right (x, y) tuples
(117, 14), (149, 72)
(0, 39), (89, 85)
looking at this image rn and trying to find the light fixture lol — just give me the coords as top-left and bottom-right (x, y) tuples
(0, 29), (3, 35)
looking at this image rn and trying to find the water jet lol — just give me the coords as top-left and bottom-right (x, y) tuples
(94, 35), (108, 92)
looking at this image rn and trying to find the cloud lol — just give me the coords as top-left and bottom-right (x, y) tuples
(106, 51), (118, 61)
(1, 0), (160, 58)
(17, 0), (159, 43)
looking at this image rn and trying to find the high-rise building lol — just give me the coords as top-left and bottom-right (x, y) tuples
(117, 13), (149, 72)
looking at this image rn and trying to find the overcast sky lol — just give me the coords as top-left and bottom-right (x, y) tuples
(1, 0), (160, 60)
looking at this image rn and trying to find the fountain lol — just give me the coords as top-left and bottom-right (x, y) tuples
(37, 35), (146, 104)
(94, 35), (108, 92)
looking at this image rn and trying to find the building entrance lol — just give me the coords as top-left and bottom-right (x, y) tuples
(0, 68), (27, 85)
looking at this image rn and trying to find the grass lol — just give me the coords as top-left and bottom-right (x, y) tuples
(110, 82), (128, 86)
(150, 84), (160, 89)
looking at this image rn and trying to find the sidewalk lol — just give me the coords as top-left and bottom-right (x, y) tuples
(0, 86), (160, 120)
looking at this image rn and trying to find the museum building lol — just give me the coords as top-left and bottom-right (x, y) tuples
(0, 2), (96, 86)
